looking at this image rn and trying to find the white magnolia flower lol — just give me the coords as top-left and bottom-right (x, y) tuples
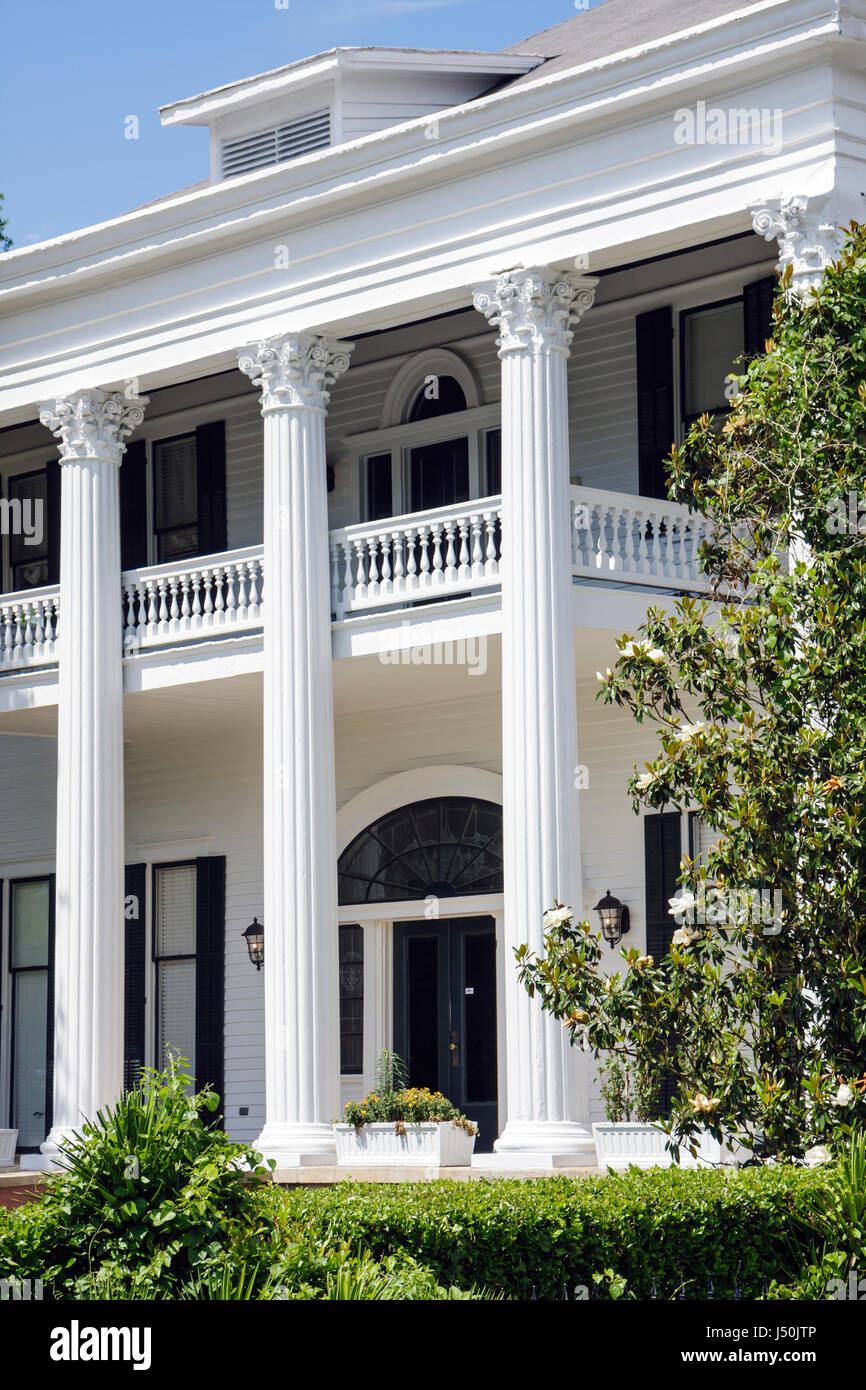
(596, 666), (613, 683)
(804, 1145), (832, 1167)
(834, 1083), (855, 1108)
(543, 906), (574, 929)
(671, 925), (701, 947)
(675, 721), (706, 744)
(635, 770), (657, 790)
(646, 648), (666, 664)
(621, 641), (636, 657)
(669, 890), (697, 920)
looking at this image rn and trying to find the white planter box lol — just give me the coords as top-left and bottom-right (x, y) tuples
(592, 1122), (729, 1170)
(0, 1130), (18, 1167)
(334, 1121), (477, 1167)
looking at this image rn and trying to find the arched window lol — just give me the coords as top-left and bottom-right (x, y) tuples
(406, 375), (468, 422)
(337, 796), (503, 904)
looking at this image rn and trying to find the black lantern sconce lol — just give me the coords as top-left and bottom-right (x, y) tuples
(242, 917), (264, 971)
(594, 891), (630, 950)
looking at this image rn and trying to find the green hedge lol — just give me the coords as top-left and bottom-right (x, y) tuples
(279, 1166), (829, 1299)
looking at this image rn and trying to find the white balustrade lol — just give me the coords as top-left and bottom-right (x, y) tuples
(0, 491), (713, 676)
(571, 486), (713, 591)
(0, 586), (60, 668)
(121, 546), (263, 651)
(330, 498), (503, 617)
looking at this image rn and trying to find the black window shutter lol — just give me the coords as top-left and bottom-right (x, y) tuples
(46, 460), (61, 585)
(120, 441), (148, 572)
(636, 306), (674, 500)
(743, 276), (777, 359)
(124, 864), (147, 1092)
(46, 873), (56, 1136)
(195, 421), (227, 556)
(195, 856), (226, 1121)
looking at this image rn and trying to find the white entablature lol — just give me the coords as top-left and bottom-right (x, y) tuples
(0, 0), (864, 421)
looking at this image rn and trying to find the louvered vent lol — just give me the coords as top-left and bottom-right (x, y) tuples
(220, 109), (331, 178)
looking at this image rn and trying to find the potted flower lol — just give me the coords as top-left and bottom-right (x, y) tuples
(591, 1054), (725, 1168)
(333, 1051), (477, 1167)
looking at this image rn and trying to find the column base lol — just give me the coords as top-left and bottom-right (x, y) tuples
(471, 1120), (597, 1171)
(253, 1122), (337, 1169)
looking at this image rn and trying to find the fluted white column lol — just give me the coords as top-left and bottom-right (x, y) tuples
(473, 267), (596, 1163)
(37, 388), (146, 1163)
(239, 333), (352, 1166)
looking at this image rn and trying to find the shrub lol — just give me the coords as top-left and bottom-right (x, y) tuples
(279, 1165), (832, 1299)
(0, 1057), (274, 1299)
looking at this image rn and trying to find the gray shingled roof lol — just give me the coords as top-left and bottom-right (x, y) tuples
(503, 0), (756, 83)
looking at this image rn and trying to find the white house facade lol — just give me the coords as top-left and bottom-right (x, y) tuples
(0, 0), (862, 1168)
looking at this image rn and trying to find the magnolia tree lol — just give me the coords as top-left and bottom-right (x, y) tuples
(0, 195), (11, 253)
(517, 224), (866, 1161)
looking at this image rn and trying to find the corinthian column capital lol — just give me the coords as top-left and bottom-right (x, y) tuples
(473, 266), (597, 356)
(39, 388), (147, 465)
(237, 332), (353, 413)
(750, 194), (844, 293)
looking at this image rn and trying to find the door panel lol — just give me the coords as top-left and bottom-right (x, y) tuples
(409, 437), (469, 512)
(393, 916), (498, 1152)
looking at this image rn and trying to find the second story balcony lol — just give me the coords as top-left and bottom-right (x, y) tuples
(0, 482), (712, 686)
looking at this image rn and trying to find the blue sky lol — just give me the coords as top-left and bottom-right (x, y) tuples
(0, 0), (605, 248)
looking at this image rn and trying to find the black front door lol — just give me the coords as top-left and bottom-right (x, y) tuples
(393, 916), (498, 1152)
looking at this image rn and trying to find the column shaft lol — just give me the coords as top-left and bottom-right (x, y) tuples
(38, 389), (145, 1161)
(474, 268), (596, 1162)
(239, 333), (352, 1165)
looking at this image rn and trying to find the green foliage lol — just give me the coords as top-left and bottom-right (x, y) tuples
(0, 1057), (275, 1299)
(518, 227), (866, 1158)
(342, 1048), (477, 1133)
(278, 1164), (830, 1300)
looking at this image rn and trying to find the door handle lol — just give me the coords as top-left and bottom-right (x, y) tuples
(450, 1030), (459, 1064)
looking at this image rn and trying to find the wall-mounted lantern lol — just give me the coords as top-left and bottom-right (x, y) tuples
(242, 917), (264, 971)
(594, 891), (630, 950)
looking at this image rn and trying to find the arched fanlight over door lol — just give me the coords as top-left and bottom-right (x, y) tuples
(406, 375), (468, 421)
(337, 796), (503, 905)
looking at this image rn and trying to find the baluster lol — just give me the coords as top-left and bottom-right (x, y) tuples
(647, 512), (662, 574)
(225, 565), (237, 617)
(180, 575), (192, 624)
(1, 606), (11, 662)
(352, 539), (368, 604)
(380, 536), (392, 594)
(46, 596), (58, 648)
(405, 528), (419, 591)
(482, 511), (498, 575)
(391, 531), (405, 595)
(457, 520), (471, 581)
(443, 522), (458, 583)
(168, 579), (180, 624)
(156, 579), (169, 625)
(13, 605), (23, 655)
(248, 559), (261, 615)
(214, 566), (226, 615)
(23, 605), (34, 655)
(335, 542), (351, 615)
(202, 569), (214, 618)
(191, 572), (203, 621)
(33, 600), (45, 652)
(330, 542), (341, 614)
(235, 563), (249, 619)
(431, 523), (445, 585)
(626, 507), (642, 574)
(418, 526), (431, 589)
(470, 514), (484, 577)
